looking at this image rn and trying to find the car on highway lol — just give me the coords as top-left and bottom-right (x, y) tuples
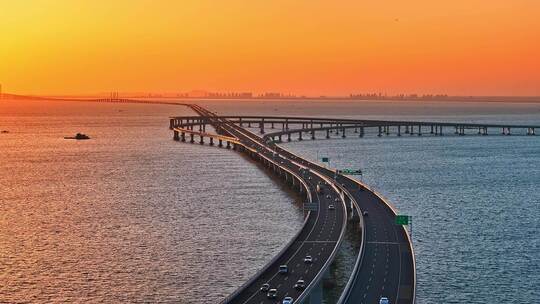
(282, 296), (294, 304)
(279, 265), (288, 274)
(363, 211), (369, 216)
(260, 283), (270, 292)
(294, 279), (305, 290)
(328, 204), (335, 210)
(304, 255), (313, 263)
(379, 297), (389, 304)
(326, 194), (332, 199)
(334, 197), (340, 202)
(267, 289), (277, 299)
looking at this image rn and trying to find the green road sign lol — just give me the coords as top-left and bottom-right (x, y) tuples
(322, 157), (329, 163)
(337, 169), (363, 175)
(395, 215), (410, 225)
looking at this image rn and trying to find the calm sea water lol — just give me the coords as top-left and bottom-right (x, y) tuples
(1, 99), (539, 303)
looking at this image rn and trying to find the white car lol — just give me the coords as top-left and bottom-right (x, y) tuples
(328, 204), (335, 210)
(282, 296), (294, 304)
(267, 289), (277, 299)
(304, 255), (313, 263)
(379, 297), (389, 304)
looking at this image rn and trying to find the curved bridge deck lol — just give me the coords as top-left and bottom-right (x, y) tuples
(183, 106), (348, 304)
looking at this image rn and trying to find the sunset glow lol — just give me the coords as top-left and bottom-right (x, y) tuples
(1, 0), (539, 96)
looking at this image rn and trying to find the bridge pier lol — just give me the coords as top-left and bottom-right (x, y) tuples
(279, 135), (283, 142)
(190, 134), (195, 143)
(311, 130), (316, 140)
(173, 130), (180, 141)
(418, 125), (422, 136)
(378, 126), (382, 137)
(209, 137), (214, 146)
(397, 125), (401, 136)
(354, 125), (358, 133)
(385, 125), (390, 136)
(430, 125), (434, 134)
(527, 127), (536, 135)
(181, 132), (186, 142)
(326, 129), (330, 139)
(360, 126), (365, 137)
(439, 125), (444, 136)
(288, 133), (292, 142)
(405, 125), (410, 134)
(226, 141), (231, 149)
(170, 118), (174, 130)
(299, 132), (303, 141)
(342, 128), (346, 138)
(260, 121), (265, 134)
(218, 139), (223, 147)
(199, 136), (204, 145)
(455, 126), (459, 134)
(271, 122), (274, 129)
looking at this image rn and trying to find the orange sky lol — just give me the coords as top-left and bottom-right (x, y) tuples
(1, 0), (539, 96)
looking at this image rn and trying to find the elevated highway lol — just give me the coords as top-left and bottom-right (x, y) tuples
(185, 105), (349, 304)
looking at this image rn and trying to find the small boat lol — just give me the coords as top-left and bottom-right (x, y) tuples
(64, 133), (90, 140)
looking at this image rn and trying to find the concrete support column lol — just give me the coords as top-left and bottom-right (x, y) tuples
(418, 125), (422, 136)
(455, 126), (459, 134)
(260, 121), (265, 134)
(218, 139), (223, 147)
(311, 130), (316, 140)
(439, 125), (444, 136)
(431, 125), (434, 134)
(326, 129), (330, 139)
(226, 141), (231, 149)
(181, 132), (186, 142)
(385, 125), (390, 135)
(170, 119), (175, 130)
(288, 133), (292, 142)
(378, 126), (382, 137)
(360, 126), (365, 137)
(190, 134), (195, 143)
(271, 122), (274, 129)
(199, 136), (204, 145)
(209, 137), (214, 146)
(173, 130), (180, 141)
(405, 125), (410, 134)
(299, 132), (303, 141)
(342, 128), (346, 138)
(398, 125), (401, 136)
